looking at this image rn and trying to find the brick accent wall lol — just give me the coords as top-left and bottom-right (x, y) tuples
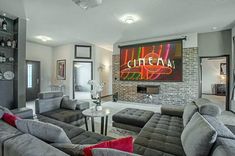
(112, 47), (199, 105)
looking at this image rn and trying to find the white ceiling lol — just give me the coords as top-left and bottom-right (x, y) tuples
(23, 0), (235, 51)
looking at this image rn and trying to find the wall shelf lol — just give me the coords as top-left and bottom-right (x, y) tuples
(0, 29), (14, 36)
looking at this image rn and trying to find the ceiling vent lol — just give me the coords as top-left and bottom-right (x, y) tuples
(72, 0), (102, 10)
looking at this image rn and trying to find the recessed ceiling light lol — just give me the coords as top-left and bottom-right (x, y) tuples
(35, 35), (52, 42)
(120, 14), (140, 24)
(212, 26), (217, 30)
(3, 13), (6, 16)
(26, 18), (30, 21)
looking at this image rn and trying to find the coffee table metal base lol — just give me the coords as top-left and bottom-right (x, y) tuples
(84, 116), (108, 136)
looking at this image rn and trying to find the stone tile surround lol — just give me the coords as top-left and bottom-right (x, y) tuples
(112, 48), (199, 105)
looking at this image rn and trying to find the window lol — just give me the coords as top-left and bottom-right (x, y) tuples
(27, 64), (33, 88)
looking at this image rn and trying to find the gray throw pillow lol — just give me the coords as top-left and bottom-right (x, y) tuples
(181, 112), (217, 156)
(182, 102), (198, 127)
(61, 97), (77, 110)
(16, 119), (71, 144)
(199, 103), (221, 117)
(92, 148), (141, 156)
(0, 106), (12, 114)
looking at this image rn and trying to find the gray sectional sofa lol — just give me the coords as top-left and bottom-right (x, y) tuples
(1, 96), (235, 156)
(133, 99), (235, 156)
(35, 92), (89, 126)
(0, 112), (113, 156)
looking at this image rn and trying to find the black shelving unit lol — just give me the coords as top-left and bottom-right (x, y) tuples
(0, 15), (18, 109)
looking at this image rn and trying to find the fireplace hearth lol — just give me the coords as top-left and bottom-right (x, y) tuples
(137, 85), (160, 94)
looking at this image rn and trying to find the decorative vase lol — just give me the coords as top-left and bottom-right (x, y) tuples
(96, 105), (102, 111)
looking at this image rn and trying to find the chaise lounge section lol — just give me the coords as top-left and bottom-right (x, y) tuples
(35, 91), (89, 126)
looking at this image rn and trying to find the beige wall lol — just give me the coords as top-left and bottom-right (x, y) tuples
(26, 41), (53, 92)
(52, 44), (112, 98)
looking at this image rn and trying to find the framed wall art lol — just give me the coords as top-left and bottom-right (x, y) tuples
(75, 45), (92, 59)
(57, 59), (66, 80)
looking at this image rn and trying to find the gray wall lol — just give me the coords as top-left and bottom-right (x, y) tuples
(198, 29), (232, 110)
(16, 18), (26, 108)
(198, 30), (232, 56)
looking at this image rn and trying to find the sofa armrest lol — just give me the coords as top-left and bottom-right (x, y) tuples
(11, 107), (33, 119)
(76, 101), (90, 110)
(161, 105), (184, 117)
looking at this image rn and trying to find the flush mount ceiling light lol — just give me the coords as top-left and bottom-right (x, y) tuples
(72, 0), (102, 10)
(35, 35), (52, 42)
(212, 26), (218, 30)
(120, 14), (140, 24)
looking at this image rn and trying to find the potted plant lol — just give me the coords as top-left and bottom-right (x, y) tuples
(88, 80), (104, 111)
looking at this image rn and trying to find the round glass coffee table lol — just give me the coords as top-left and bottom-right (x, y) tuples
(82, 108), (110, 136)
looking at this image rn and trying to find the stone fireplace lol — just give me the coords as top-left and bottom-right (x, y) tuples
(112, 47), (199, 105)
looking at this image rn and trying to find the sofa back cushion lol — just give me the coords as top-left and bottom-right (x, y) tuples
(38, 91), (63, 99)
(203, 115), (235, 139)
(92, 148), (141, 156)
(35, 97), (62, 114)
(16, 119), (71, 144)
(199, 103), (221, 117)
(181, 112), (217, 156)
(182, 102), (198, 126)
(193, 98), (211, 106)
(4, 134), (69, 156)
(210, 137), (235, 156)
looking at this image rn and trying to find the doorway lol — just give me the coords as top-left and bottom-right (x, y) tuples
(73, 61), (93, 100)
(200, 55), (230, 111)
(26, 60), (40, 101)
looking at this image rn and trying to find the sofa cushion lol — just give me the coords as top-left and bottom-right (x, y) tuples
(35, 97), (62, 114)
(193, 98), (211, 106)
(4, 134), (69, 156)
(38, 91), (63, 99)
(203, 115), (235, 139)
(182, 102), (198, 127)
(16, 119), (71, 144)
(161, 104), (184, 117)
(51, 143), (89, 156)
(61, 97), (77, 110)
(37, 114), (85, 139)
(41, 108), (83, 123)
(199, 103), (221, 117)
(210, 137), (235, 156)
(181, 112), (217, 156)
(134, 113), (185, 156)
(71, 131), (113, 145)
(92, 148), (141, 156)
(0, 120), (23, 155)
(112, 108), (154, 128)
(76, 101), (90, 110)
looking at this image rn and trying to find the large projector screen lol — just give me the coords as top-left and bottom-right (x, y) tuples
(120, 40), (183, 81)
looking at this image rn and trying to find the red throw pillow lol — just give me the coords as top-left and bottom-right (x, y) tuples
(2, 113), (20, 127)
(109, 136), (134, 153)
(83, 141), (109, 156)
(83, 136), (133, 156)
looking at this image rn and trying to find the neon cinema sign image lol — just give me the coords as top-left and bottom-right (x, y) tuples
(120, 41), (183, 81)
